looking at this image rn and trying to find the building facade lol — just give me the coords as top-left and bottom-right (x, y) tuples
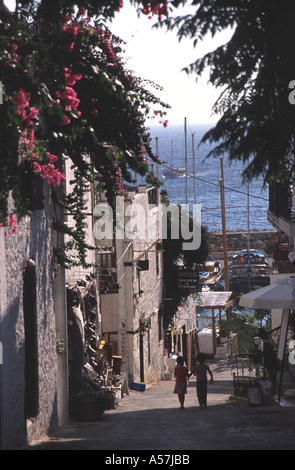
(0, 160), (165, 448)
(0, 158), (100, 448)
(267, 181), (295, 327)
(97, 185), (165, 384)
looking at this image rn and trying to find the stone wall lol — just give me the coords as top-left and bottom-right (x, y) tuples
(209, 230), (277, 255)
(0, 184), (58, 449)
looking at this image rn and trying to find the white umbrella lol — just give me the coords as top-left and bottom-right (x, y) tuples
(239, 276), (295, 309)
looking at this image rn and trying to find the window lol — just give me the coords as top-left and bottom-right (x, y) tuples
(21, 160), (44, 212)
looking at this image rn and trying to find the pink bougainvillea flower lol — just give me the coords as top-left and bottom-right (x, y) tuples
(59, 115), (71, 126)
(46, 152), (58, 163)
(141, 1), (168, 20)
(20, 128), (35, 150)
(22, 107), (38, 126)
(12, 89), (38, 127)
(12, 89), (30, 109)
(40, 163), (66, 187)
(9, 213), (17, 227)
(33, 161), (42, 173)
(5, 213), (18, 236)
(65, 42), (75, 52)
(64, 68), (82, 86)
(56, 87), (80, 111)
(78, 6), (87, 16)
(63, 19), (80, 36)
(116, 1), (124, 12)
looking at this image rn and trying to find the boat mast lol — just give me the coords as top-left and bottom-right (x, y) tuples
(192, 132), (196, 205)
(220, 156), (229, 291)
(184, 117), (188, 204)
(247, 163), (250, 253)
(156, 136), (159, 204)
(246, 162), (251, 291)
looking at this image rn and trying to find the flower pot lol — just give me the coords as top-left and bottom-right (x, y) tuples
(74, 398), (104, 421)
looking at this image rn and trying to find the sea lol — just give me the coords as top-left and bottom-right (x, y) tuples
(146, 121), (273, 234)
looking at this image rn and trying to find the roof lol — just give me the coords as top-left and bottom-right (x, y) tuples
(196, 291), (233, 310)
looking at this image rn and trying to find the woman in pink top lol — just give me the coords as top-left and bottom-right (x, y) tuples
(173, 356), (188, 409)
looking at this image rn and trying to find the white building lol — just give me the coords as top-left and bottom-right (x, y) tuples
(267, 181), (295, 327)
(97, 185), (165, 384)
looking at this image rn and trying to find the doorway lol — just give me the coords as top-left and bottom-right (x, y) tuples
(23, 259), (39, 418)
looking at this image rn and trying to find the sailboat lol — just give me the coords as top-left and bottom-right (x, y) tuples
(228, 249), (271, 294)
(162, 139), (185, 179)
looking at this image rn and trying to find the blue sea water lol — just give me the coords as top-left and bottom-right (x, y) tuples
(147, 121), (273, 233)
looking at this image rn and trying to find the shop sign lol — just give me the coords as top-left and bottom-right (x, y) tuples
(177, 267), (199, 290)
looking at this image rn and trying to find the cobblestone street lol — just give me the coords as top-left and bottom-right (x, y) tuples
(26, 360), (295, 451)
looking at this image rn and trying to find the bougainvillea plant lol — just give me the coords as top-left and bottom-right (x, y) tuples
(0, 1), (169, 268)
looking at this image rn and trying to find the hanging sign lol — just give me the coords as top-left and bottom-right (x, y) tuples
(177, 267), (199, 290)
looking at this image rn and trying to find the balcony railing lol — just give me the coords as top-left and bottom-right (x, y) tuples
(97, 250), (119, 294)
(147, 187), (158, 205)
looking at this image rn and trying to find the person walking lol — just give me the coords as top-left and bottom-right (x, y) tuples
(258, 328), (277, 391)
(189, 352), (213, 409)
(173, 356), (188, 410)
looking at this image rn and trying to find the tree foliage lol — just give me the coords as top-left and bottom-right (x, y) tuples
(161, 0), (295, 185)
(161, 192), (210, 327)
(0, 0), (169, 267)
(228, 290), (271, 352)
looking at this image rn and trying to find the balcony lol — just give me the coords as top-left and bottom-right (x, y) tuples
(97, 250), (119, 294)
(268, 181), (295, 237)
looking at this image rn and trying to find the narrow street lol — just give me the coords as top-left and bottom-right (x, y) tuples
(27, 359), (295, 451)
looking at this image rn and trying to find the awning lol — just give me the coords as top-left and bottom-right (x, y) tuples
(195, 291), (233, 355)
(239, 276), (295, 309)
(196, 291), (233, 310)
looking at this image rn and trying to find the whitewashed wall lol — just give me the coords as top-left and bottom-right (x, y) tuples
(100, 187), (164, 384)
(130, 191), (164, 383)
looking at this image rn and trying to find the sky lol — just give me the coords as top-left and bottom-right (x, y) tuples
(109, 1), (233, 125)
(4, 0), (233, 124)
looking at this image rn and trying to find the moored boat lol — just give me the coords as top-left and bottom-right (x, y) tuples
(162, 165), (185, 178)
(228, 249), (271, 293)
(162, 138), (185, 179)
(199, 260), (222, 290)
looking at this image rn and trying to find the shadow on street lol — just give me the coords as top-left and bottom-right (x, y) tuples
(27, 374), (295, 451)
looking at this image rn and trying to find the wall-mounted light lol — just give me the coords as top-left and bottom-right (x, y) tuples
(139, 318), (151, 335)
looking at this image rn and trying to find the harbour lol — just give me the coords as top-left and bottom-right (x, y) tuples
(148, 121), (276, 295)
(209, 229), (276, 258)
(149, 121), (272, 234)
